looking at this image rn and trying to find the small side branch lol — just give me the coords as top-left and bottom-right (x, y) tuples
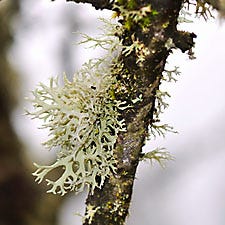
(172, 31), (197, 53)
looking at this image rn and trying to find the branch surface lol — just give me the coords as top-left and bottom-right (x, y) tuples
(51, 0), (114, 10)
(82, 0), (195, 224)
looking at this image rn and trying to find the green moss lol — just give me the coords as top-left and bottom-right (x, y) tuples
(127, 0), (137, 10)
(140, 16), (151, 29)
(116, 0), (125, 5)
(124, 17), (133, 31)
(162, 21), (169, 28)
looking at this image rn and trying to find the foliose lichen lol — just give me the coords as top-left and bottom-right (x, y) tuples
(26, 19), (127, 196)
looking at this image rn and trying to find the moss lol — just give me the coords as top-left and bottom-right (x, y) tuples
(162, 21), (170, 28)
(124, 17), (133, 30)
(140, 16), (151, 28)
(127, 0), (137, 10)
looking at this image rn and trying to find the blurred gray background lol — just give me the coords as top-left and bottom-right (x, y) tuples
(2, 0), (225, 224)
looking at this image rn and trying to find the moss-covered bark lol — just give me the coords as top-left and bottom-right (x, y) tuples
(83, 0), (196, 224)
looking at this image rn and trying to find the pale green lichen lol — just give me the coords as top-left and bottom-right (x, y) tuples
(141, 147), (174, 168)
(26, 19), (127, 196)
(163, 66), (181, 82)
(181, 1), (214, 21)
(83, 204), (100, 224)
(78, 18), (123, 56)
(114, 3), (157, 31)
(165, 38), (176, 50)
(27, 7), (180, 196)
(149, 65), (180, 137)
(150, 123), (177, 138)
(122, 34), (150, 65)
(178, 8), (193, 24)
(28, 60), (126, 195)
(155, 89), (171, 116)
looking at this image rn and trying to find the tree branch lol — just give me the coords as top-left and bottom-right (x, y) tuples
(51, 0), (114, 10)
(206, 0), (225, 16)
(82, 0), (194, 224)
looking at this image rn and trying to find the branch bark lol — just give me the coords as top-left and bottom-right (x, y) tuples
(51, 0), (114, 10)
(83, 0), (196, 224)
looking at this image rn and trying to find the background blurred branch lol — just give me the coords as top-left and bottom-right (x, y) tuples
(0, 1), (61, 225)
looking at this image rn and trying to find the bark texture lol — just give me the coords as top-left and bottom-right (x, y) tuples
(82, 0), (195, 225)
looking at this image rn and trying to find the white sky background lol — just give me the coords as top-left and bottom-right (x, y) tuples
(9, 1), (225, 225)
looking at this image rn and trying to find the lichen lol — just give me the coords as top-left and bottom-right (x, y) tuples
(122, 34), (150, 65)
(83, 204), (100, 224)
(113, 2), (158, 32)
(141, 147), (174, 168)
(26, 19), (128, 196)
(26, 2), (180, 197)
(183, 0), (214, 20)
